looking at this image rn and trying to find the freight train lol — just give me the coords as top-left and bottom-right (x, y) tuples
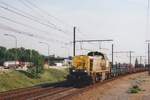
(68, 51), (147, 85)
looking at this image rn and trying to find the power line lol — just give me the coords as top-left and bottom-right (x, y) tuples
(0, 4), (55, 29)
(17, 0), (59, 28)
(76, 28), (100, 50)
(0, 22), (67, 44)
(0, 2), (71, 36)
(1, 1), (92, 43)
(0, 1), (56, 28)
(22, 0), (73, 35)
(0, 15), (71, 40)
(24, 0), (73, 29)
(76, 28), (89, 39)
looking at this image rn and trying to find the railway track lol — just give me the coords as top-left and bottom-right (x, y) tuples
(52, 71), (147, 100)
(35, 76), (121, 100)
(0, 81), (72, 100)
(0, 71), (147, 100)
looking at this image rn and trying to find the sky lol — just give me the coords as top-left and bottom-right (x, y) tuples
(0, 0), (149, 64)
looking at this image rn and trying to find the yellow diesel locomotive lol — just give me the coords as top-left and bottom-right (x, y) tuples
(68, 51), (111, 84)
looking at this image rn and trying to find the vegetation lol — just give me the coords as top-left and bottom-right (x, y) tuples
(0, 46), (44, 77)
(135, 58), (138, 67)
(0, 68), (68, 92)
(128, 85), (142, 93)
(0, 46), (7, 65)
(0, 46), (69, 92)
(0, 46), (44, 62)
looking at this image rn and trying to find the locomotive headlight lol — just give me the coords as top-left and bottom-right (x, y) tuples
(84, 70), (87, 72)
(72, 69), (75, 72)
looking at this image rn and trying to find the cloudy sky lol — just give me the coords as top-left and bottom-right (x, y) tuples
(0, 0), (149, 64)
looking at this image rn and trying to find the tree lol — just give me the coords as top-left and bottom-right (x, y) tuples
(0, 47), (44, 74)
(135, 58), (138, 68)
(6, 48), (17, 61)
(17, 48), (31, 62)
(0, 46), (6, 65)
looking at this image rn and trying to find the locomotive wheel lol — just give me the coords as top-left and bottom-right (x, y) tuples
(106, 73), (111, 79)
(92, 75), (96, 84)
(96, 74), (101, 82)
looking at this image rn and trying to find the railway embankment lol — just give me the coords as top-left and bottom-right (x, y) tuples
(0, 68), (68, 92)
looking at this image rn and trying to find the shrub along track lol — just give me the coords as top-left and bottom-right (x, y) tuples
(0, 71), (146, 100)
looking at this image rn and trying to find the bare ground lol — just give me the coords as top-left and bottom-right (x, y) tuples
(70, 72), (150, 100)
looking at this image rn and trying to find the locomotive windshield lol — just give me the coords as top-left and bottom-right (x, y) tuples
(87, 51), (104, 59)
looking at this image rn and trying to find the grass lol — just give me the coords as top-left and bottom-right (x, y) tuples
(128, 85), (142, 93)
(0, 68), (68, 92)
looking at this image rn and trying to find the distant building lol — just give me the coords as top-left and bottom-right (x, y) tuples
(49, 56), (65, 66)
(3, 61), (33, 69)
(3, 61), (19, 68)
(44, 56), (72, 67)
(55, 63), (63, 67)
(63, 59), (72, 66)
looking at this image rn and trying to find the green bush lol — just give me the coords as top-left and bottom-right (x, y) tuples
(128, 85), (141, 93)
(130, 88), (139, 93)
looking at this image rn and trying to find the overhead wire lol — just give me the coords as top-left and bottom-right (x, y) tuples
(17, 0), (72, 36)
(0, 1), (74, 56)
(0, 2), (72, 37)
(24, 0), (73, 29)
(0, 0), (106, 56)
(0, 15), (71, 40)
(2, 0), (93, 46)
(22, 0), (73, 37)
(19, 0), (72, 40)
(76, 28), (100, 52)
(0, 0), (76, 56)
(0, 22), (67, 44)
(0, 1), (56, 28)
(17, 0), (60, 29)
